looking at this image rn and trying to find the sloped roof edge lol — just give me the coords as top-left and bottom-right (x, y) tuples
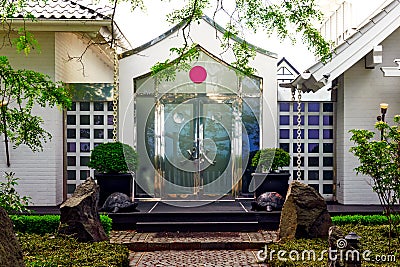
(283, 0), (400, 92)
(277, 57), (300, 75)
(120, 15), (278, 59)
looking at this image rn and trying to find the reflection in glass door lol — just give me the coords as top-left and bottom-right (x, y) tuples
(161, 95), (233, 199)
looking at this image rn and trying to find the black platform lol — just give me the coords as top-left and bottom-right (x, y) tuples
(28, 201), (399, 232)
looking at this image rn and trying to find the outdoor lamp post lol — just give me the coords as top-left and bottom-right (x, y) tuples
(377, 103), (389, 140)
(344, 231), (361, 267)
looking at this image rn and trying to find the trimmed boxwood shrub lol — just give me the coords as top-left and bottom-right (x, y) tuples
(19, 233), (129, 267)
(10, 214), (113, 235)
(332, 214), (400, 226)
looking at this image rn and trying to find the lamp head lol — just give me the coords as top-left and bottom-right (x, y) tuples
(380, 103), (389, 114)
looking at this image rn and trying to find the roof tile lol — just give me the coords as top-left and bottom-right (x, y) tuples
(13, 0), (110, 20)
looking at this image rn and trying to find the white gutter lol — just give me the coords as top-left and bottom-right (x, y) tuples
(6, 19), (112, 32)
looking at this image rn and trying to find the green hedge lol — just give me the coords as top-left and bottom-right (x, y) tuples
(19, 233), (128, 267)
(332, 214), (400, 226)
(10, 214), (113, 235)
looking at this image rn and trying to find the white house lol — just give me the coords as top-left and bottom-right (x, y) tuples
(3, 0), (399, 206)
(284, 0), (400, 204)
(0, 0), (130, 205)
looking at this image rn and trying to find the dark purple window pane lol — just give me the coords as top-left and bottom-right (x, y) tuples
(323, 143), (333, 153)
(308, 129), (319, 139)
(323, 103), (333, 112)
(94, 115), (104, 125)
(67, 184), (76, 194)
(280, 143), (289, 152)
(67, 142), (76, 152)
(323, 129), (333, 139)
(107, 101), (114, 111)
(67, 156), (76, 166)
(80, 129), (90, 139)
(293, 103), (305, 112)
(308, 157), (319, 166)
(80, 102), (90, 111)
(308, 115), (319, 125)
(108, 129), (114, 139)
(323, 115), (333, 125)
(323, 170), (334, 180)
(279, 102), (290, 112)
(293, 129), (304, 139)
(308, 143), (319, 153)
(309, 184), (319, 192)
(293, 115), (304, 125)
(280, 115), (290, 125)
(108, 115), (113, 125)
(80, 115), (90, 125)
(280, 129), (290, 139)
(94, 129), (104, 139)
(94, 102), (104, 111)
(293, 143), (304, 153)
(80, 170), (90, 180)
(80, 156), (90, 166)
(67, 115), (76, 125)
(308, 103), (320, 112)
(80, 143), (90, 152)
(67, 170), (76, 180)
(308, 170), (319, 180)
(67, 129), (76, 139)
(323, 157), (333, 166)
(323, 184), (333, 194)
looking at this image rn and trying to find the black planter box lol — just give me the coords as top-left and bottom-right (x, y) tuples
(250, 172), (290, 199)
(95, 173), (133, 207)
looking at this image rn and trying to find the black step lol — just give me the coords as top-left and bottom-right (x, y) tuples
(136, 221), (259, 232)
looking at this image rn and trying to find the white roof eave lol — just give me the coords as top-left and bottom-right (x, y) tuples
(285, 0), (400, 92)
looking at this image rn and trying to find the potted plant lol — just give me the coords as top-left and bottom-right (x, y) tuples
(250, 148), (291, 198)
(88, 142), (138, 206)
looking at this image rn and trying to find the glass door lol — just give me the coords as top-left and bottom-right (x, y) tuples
(161, 95), (233, 199)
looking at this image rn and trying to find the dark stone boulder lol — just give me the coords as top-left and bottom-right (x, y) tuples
(0, 207), (25, 267)
(58, 177), (108, 242)
(251, 192), (285, 211)
(279, 181), (332, 240)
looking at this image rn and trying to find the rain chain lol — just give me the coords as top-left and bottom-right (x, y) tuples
(112, 47), (119, 142)
(292, 88), (303, 181)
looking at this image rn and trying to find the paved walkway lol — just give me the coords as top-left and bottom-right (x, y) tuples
(110, 231), (277, 266)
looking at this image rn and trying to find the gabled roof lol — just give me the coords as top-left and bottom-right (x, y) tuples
(121, 15), (277, 59)
(277, 57), (300, 75)
(13, 0), (110, 20)
(282, 0), (400, 92)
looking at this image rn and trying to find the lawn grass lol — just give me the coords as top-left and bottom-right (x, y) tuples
(18, 233), (129, 267)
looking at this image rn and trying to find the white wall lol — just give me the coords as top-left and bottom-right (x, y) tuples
(336, 27), (400, 204)
(0, 32), (64, 206)
(55, 32), (113, 83)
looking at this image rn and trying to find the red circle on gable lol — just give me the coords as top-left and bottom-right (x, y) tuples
(189, 66), (207, 84)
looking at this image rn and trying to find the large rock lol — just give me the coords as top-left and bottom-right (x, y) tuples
(0, 207), (25, 267)
(279, 181), (332, 240)
(58, 177), (108, 242)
